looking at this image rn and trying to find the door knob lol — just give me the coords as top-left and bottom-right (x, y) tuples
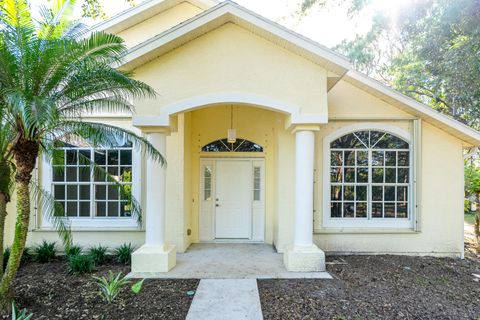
(215, 204), (220, 207)
(216, 198), (219, 201)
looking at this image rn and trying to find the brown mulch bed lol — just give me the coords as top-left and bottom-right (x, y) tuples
(0, 260), (199, 320)
(259, 254), (480, 320)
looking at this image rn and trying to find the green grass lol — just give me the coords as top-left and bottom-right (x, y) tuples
(465, 212), (476, 225)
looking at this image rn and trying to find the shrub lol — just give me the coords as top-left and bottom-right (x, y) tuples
(88, 245), (108, 265)
(11, 302), (33, 320)
(3, 247), (10, 271)
(93, 271), (130, 303)
(68, 254), (95, 274)
(93, 271), (145, 303)
(34, 241), (56, 263)
(66, 245), (82, 257)
(114, 243), (134, 265)
(22, 247), (33, 262)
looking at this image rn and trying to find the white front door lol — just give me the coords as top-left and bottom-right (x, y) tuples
(214, 160), (251, 239)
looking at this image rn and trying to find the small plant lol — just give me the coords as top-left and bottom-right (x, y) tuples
(93, 271), (145, 303)
(88, 245), (108, 265)
(68, 254), (95, 274)
(66, 244), (82, 257)
(34, 241), (56, 263)
(93, 271), (130, 303)
(22, 247), (33, 262)
(114, 243), (134, 265)
(3, 247), (10, 271)
(11, 302), (33, 320)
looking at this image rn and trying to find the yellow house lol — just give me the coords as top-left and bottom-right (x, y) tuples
(6, 0), (480, 273)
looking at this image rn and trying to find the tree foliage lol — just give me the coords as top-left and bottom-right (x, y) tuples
(82, 0), (136, 20)
(0, 0), (163, 310)
(300, 0), (480, 129)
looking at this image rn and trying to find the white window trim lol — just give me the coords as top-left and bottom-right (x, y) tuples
(322, 123), (415, 229)
(40, 147), (142, 230)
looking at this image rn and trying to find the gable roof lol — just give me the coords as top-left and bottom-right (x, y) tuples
(98, 0), (480, 146)
(117, 0), (352, 75)
(344, 70), (480, 146)
(87, 0), (219, 35)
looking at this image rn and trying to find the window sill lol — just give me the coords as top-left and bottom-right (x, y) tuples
(314, 227), (419, 234)
(33, 227), (143, 232)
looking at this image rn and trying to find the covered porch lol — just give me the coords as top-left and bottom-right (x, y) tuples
(130, 101), (327, 274)
(129, 243), (331, 279)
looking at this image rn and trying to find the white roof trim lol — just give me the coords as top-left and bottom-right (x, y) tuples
(118, 0), (352, 73)
(92, 0), (480, 145)
(87, 0), (218, 35)
(345, 70), (480, 145)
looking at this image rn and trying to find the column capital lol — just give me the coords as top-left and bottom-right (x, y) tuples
(289, 124), (321, 134)
(139, 126), (171, 135)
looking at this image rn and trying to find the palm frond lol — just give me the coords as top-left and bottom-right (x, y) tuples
(55, 121), (166, 166)
(29, 182), (72, 250)
(41, 141), (143, 225)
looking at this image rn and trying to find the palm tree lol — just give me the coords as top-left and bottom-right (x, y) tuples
(0, 0), (164, 309)
(0, 118), (14, 280)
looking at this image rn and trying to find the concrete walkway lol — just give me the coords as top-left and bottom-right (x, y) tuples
(128, 243), (331, 279)
(186, 279), (263, 320)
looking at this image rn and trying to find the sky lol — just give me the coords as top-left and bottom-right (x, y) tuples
(28, 0), (416, 48)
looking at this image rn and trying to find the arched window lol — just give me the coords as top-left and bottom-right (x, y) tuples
(329, 130), (410, 221)
(202, 138), (263, 152)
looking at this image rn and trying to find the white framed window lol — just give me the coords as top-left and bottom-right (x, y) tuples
(323, 124), (414, 229)
(41, 142), (141, 229)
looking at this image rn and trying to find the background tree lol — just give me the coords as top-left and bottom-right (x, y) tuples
(300, 0), (480, 128)
(465, 160), (480, 252)
(0, 0), (163, 310)
(82, 0), (136, 20)
(300, 0), (480, 251)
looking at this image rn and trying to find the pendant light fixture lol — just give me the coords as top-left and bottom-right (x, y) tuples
(227, 105), (237, 143)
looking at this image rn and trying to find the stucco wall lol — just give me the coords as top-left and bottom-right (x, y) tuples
(116, 1), (204, 48)
(186, 105), (287, 248)
(17, 118), (148, 251)
(311, 80), (465, 257)
(2, 6), (466, 259)
(132, 22), (328, 119)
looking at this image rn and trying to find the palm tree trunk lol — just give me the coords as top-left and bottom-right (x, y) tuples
(0, 160), (12, 281)
(0, 192), (7, 279)
(0, 192), (7, 278)
(0, 139), (38, 311)
(476, 197), (480, 254)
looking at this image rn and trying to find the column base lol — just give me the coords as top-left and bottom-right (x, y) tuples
(131, 244), (176, 273)
(283, 244), (325, 272)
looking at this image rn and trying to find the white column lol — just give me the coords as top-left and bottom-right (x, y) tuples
(294, 130), (315, 247)
(131, 130), (176, 274)
(284, 126), (325, 272)
(145, 132), (166, 247)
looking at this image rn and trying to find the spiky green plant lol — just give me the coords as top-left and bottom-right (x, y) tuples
(93, 271), (130, 303)
(68, 254), (94, 274)
(114, 243), (134, 265)
(33, 241), (56, 263)
(88, 245), (108, 265)
(11, 302), (33, 320)
(66, 245), (82, 257)
(0, 0), (163, 310)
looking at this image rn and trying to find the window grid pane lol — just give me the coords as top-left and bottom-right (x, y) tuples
(253, 167), (261, 201)
(204, 166), (212, 201)
(330, 130), (410, 220)
(52, 146), (132, 219)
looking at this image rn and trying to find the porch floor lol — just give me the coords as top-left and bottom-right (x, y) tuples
(128, 243), (331, 279)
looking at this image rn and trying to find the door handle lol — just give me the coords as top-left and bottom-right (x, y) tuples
(215, 204), (220, 207)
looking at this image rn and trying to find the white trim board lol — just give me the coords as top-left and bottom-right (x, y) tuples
(86, 0), (218, 35)
(90, 0), (480, 146)
(117, 0), (351, 74)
